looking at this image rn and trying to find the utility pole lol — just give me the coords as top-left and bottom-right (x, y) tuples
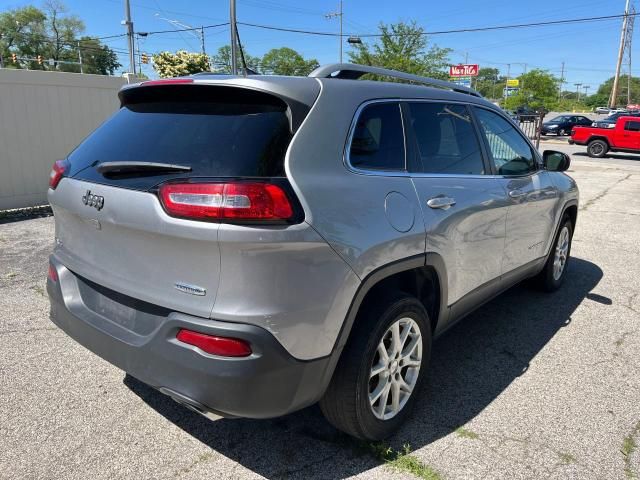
(201, 26), (206, 55)
(559, 61), (565, 100)
(325, 1), (344, 63)
(611, 0), (631, 108)
(575, 83), (582, 102)
(625, 4), (635, 105)
(230, 0), (238, 74)
(503, 63), (511, 103)
(77, 41), (83, 73)
(123, 0), (136, 75)
(583, 85), (590, 100)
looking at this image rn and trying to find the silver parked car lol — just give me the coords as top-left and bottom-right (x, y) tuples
(47, 64), (578, 440)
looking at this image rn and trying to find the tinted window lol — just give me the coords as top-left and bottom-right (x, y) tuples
(350, 103), (405, 171)
(625, 121), (640, 132)
(69, 91), (293, 190)
(474, 108), (537, 176)
(408, 103), (484, 175)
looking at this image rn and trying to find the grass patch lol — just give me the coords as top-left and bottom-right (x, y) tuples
(622, 421), (640, 479)
(368, 443), (442, 480)
(455, 427), (479, 440)
(30, 285), (45, 297)
(558, 452), (576, 464)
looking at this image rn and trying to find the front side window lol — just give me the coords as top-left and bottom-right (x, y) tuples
(407, 102), (485, 175)
(349, 103), (405, 171)
(474, 107), (537, 176)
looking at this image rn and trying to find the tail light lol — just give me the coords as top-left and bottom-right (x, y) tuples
(47, 263), (58, 282)
(158, 182), (294, 222)
(49, 160), (69, 189)
(176, 329), (252, 357)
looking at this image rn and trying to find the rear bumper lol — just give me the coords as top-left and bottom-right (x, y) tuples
(47, 258), (332, 419)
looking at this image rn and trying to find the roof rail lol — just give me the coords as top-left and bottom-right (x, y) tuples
(309, 63), (482, 98)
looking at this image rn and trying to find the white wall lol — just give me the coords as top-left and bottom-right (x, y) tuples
(0, 69), (126, 210)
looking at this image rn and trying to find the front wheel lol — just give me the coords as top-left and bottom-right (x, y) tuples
(558, 128), (566, 136)
(320, 293), (431, 440)
(536, 216), (573, 291)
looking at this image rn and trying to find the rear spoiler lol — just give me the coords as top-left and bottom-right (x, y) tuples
(118, 77), (320, 132)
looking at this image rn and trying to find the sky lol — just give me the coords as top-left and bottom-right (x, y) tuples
(0, 0), (632, 93)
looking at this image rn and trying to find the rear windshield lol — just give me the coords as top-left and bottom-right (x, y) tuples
(69, 87), (293, 189)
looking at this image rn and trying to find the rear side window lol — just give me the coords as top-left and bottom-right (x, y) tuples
(625, 120), (640, 132)
(407, 102), (485, 175)
(69, 87), (293, 189)
(349, 103), (405, 171)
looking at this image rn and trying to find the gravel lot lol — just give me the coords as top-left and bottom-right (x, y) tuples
(1, 149), (639, 480)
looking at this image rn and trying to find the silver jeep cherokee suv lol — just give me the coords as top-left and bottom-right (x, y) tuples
(47, 64), (578, 440)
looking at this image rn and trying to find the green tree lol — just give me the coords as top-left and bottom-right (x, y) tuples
(210, 45), (261, 73)
(76, 36), (121, 75)
(261, 47), (318, 76)
(504, 69), (559, 110)
(0, 6), (46, 68)
(41, 0), (84, 71)
(0, 2), (119, 74)
(348, 21), (451, 80)
(593, 75), (640, 107)
(474, 67), (503, 99)
(152, 50), (210, 78)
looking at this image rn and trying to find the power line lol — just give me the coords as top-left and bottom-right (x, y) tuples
(238, 12), (640, 37)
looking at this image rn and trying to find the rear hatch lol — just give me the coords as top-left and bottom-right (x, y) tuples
(48, 79), (317, 318)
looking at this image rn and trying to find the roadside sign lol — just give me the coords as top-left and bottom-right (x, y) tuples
(450, 64), (479, 77)
(452, 77), (472, 87)
(503, 87), (519, 97)
(506, 79), (519, 87)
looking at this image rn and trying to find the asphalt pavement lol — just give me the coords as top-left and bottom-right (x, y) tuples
(1, 148), (639, 480)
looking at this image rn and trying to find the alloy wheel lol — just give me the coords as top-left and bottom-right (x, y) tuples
(553, 226), (570, 280)
(368, 317), (422, 420)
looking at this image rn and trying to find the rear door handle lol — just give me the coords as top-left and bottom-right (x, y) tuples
(509, 189), (527, 199)
(427, 196), (456, 209)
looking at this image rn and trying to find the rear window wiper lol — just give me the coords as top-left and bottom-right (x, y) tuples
(96, 161), (192, 176)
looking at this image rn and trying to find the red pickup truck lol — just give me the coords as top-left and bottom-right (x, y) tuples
(570, 116), (640, 157)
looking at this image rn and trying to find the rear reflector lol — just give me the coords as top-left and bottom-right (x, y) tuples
(158, 182), (293, 222)
(47, 263), (58, 282)
(49, 160), (69, 189)
(176, 329), (252, 357)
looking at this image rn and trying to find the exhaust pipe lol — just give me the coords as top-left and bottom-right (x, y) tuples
(158, 387), (224, 421)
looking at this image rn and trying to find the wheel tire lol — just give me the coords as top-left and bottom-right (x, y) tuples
(558, 128), (566, 136)
(587, 139), (608, 158)
(320, 292), (432, 441)
(535, 216), (573, 292)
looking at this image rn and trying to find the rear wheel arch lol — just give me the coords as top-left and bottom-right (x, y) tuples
(587, 136), (610, 146)
(335, 255), (447, 352)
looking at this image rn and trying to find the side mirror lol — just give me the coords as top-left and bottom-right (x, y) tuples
(543, 150), (570, 172)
